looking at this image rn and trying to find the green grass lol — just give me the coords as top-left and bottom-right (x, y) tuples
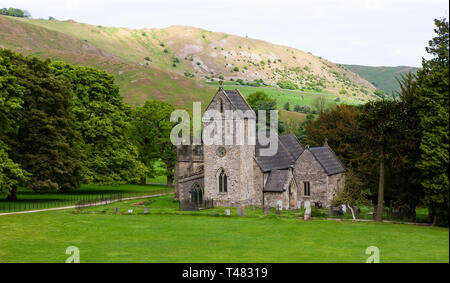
(0, 184), (172, 213)
(0, 194), (448, 263)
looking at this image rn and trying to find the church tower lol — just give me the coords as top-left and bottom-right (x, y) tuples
(202, 86), (257, 207)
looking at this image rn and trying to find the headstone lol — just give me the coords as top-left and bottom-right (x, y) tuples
(276, 207), (281, 215)
(144, 208), (149, 214)
(341, 204), (347, 213)
(237, 207), (245, 217)
(276, 200), (283, 211)
(304, 200), (311, 221)
(115, 207), (119, 214)
(225, 209), (230, 216)
(128, 209), (133, 214)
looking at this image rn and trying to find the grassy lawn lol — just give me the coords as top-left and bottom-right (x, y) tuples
(0, 184), (172, 213)
(0, 194), (447, 263)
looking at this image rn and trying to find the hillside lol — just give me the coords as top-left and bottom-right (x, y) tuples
(1, 15), (378, 110)
(343, 64), (419, 96)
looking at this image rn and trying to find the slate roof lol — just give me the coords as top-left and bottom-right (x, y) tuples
(223, 89), (253, 112)
(279, 134), (304, 159)
(255, 134), (295, 172)
(310, 146), (346, 175)
(263, 169), (290, 192)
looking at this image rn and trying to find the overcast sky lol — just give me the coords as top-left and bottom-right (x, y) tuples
(3, 0), (448, 67)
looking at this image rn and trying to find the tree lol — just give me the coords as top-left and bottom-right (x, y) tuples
(293, 104), (301, 112)
(415, 18), (449, 226)
(1, 50), (85, 195)
(131, 100), (176, 186)
(312, 95), (327, 113)
(284, 102), (290, 111)
(246, 91), (284, 133)
(359, 100), (400, 222)
(50, 61), (147, 185)
(305, 105), (364, 170)
(0, 51), (29, 200)
(388, 72), (424, 222)
(331, 171), (369, 220)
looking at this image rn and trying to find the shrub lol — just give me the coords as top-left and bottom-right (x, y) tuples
(163, 48), (168, 53)
(144, 57), (151, 61)
(160, 42), (165, 47)
(218, 75), (224, 80)
(233, 67), (239, 72)
(277, 80), (299, 90)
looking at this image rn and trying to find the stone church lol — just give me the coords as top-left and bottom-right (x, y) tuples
(175, 87), (346, 210)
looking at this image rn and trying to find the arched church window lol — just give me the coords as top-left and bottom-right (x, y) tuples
(218, 169), (228, 193)
(220, 99), (224, 113)
(190, 183), (203, 205)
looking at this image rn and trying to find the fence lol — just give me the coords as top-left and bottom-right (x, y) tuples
(179, 199), (214, 211)
(0, 189), (172, 213)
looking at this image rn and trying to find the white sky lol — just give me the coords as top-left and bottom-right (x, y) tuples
(3, 0), (449, 67)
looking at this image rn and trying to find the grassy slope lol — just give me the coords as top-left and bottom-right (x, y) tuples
(0, 195), (448, 263)
(344, 64), (419, 96)
(1, 16), (376, 107)
(0, 16), (215, 108)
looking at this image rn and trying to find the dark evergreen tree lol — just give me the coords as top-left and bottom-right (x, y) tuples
(415, 18), (449, 226)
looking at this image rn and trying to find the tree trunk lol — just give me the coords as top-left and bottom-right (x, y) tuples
(140, 176), (147, 185)
(408, 203), (417, 223)
(376, 147), (385, 222)
(347, 203), (356, 221)
(167, 174), (174, 187)
(6, 187), (18, 201)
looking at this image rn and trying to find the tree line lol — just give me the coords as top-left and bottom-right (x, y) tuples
(303, 18), (448, 226)
(0, 50), (175, 200)
(0, 8), (30, 18)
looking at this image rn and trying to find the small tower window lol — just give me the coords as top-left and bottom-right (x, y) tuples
(218, 169), (228, 193)
(304, 181), (311, 196)
(220, 99), (224, 113)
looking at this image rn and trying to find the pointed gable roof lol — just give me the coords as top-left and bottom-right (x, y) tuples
(309, 146), (346, 175)
(279, 134), (304, 159)
(255, 133), (295, 172)
(204, 88), (255, 119)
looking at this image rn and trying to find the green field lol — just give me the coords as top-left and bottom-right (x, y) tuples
(0, 194), (448, 263)
(0, 184), (172, 213)
(215, 84), (362, 111)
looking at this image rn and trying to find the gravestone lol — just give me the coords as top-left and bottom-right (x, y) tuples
(115, 207), (119, 214)
(128, 209), (133, 214)
(225, 209), (230, 216)
(341, 204), (347, 213)
(304, 200), (311, 221)
(238, 207), (245, 217)
(276, 200), (283, 211)
(144, 208), (149, 214)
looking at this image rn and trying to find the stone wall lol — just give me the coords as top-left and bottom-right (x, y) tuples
(264, 191), (288, 209)
(178, 173), (204, 204)
(202, 90), (256, 207)
(174, 144), (204, 200)
(293, 150), (330, 207)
